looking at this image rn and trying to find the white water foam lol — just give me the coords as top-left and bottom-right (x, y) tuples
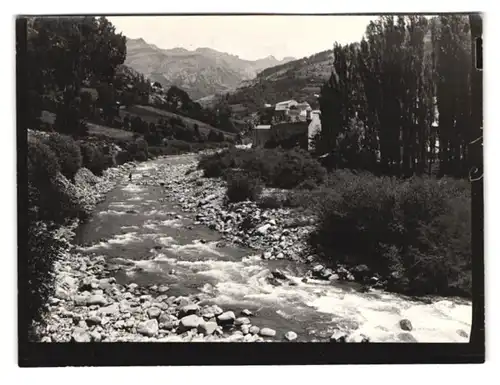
(78, 232), (142, 251)
(98, 210), (127, 216)
(152, 253), (472, 342)
(144, 209), (173, 216)
(166, 241), (226, 258)
(108, 202), (137, 210)
(157, 236), (177, 246)
(122, 184), (145, 193)
(121, 225), (139, 231)
(160, 219), (184, 228)
(79, 232), (175, 252)
(144, 223), (159, 230)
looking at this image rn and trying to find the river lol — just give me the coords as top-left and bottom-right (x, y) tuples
(74, 155), (472, 342)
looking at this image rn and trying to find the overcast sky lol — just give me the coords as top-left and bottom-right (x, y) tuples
(108, 15), (378, 61)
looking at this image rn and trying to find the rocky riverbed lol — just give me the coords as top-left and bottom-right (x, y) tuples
(38, 153), (472, 343)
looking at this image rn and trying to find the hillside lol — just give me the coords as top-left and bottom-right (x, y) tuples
(224, 49), (335, 115)
(125, 38), (295, 100)
(120, 105), (236, 140)
(40, 102), (235, 145)
(224, 30), (434, 118)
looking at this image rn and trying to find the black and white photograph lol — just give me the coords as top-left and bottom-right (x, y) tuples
(16, 11), (484, 366)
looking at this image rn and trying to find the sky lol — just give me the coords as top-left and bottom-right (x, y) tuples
(108, 15), (378, 61)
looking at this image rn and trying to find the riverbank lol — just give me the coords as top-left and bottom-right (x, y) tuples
(37, 155), (279, 342)
(37, 154), (350, 343)
(37, 153), (471, 343)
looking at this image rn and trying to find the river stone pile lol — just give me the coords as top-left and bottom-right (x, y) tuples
(146, 155), (385, 291)
(39, 158), (290, 342)
(40, 248), (293, 343)
(154, 158), (314, 263)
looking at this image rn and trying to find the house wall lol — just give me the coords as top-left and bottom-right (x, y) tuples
(308, 113), (322, 151)
(252, 129), (272, 147)
(271, 122), (309, 150)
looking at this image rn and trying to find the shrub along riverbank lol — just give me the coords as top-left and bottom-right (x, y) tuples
(198, 147), (472, 298)
(24, 129), (232, 340)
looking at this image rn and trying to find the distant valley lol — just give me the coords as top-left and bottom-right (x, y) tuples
(125, 37), (295, 100)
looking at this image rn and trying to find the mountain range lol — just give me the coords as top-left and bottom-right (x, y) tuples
(125, 37), (296, 100)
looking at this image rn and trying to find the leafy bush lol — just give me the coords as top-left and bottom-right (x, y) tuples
(28, 137), (62, 221)
(29, 134), (88, 222)
(198, 147), (326, 189)
(115, 150), (132, 165)
(296, 178), (318, 191)
(80, 142), (109, 176)
(258, 194), (285, 209)
(126, 138), (149, 161)
(198, 150), (235, 178)
(226, 172), (262, 203)
(24, 221), (65, 340)
(27, 136), (60, 181)
(43, 133), (82, 180)
(310, 171), (471, 296)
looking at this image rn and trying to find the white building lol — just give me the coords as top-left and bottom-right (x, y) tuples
(307, 110), (321, 151)
(275, 100), (298, 111)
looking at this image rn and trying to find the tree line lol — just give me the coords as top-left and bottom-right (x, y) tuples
(24, 16), (239, 139)
(316, 15), (478, 178)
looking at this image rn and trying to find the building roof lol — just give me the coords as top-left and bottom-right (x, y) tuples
(254, 125), (271, 130)
(276, 99), (297, 106)
(275, 99), (298, 111)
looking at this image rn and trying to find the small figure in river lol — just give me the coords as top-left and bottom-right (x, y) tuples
(129, 172), (132, 182)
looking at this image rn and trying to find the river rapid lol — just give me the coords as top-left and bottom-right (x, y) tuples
(74, 155), (472, 343)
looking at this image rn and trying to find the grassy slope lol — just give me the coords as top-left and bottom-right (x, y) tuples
(87, 123), (135, 141)
(224, 50), (333, 115)
(121, 105), (237, 139)
(40, 104), (236, 143)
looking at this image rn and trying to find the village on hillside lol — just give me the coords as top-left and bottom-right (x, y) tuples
(252, 99), (322, 151)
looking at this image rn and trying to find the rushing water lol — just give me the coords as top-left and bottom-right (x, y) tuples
(75, 156), (472, 342)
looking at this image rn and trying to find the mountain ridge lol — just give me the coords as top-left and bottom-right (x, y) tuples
(125, 37), (296, 100)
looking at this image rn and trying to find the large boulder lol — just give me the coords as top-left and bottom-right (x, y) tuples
(98, 303), (119, 316)
(284, 331), (298, 341)
(86, 315), (102, 326)
(399, 319), (413, 331)
(147, 307), (162, 319)
(197, 321), (218, 336)
(178, 315), (203, 333)
(259, 328), (276, 338)
(178, 304), (200, 318)
(330, 330), (347, 342)
(217, 311), (236, 326)
(271, 270), (289, 281)
(234, 317), (251, 326)
(352, 264), (371, 281)
(71, 328), (91, 343)
(86, 294), (107, 306)
(312, 265), (325, 276)
(256, 224), (271, 235)
(137, 319), (159, 337)
(320, 268), (333, 280)
(398, 332), (417, 342)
